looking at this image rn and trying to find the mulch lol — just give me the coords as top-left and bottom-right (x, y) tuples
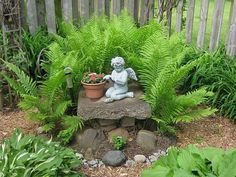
(1, 111), (236, 177)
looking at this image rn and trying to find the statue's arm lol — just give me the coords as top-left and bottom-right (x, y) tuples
(103, 74), (111, 81)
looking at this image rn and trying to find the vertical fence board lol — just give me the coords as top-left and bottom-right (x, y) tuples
(113, 0), (124, 16)
(79, 0), (90, 23)
(125, 0), (134, 18)
(94, 0), (105, 15)
(27, 0), (38, 34)
(149, 0), (154, 20)
(133, 0), (139, 24)
(176, 0), (183, 32)
(157, 0), (164, 22)
(186, 0), (195, 44)
(140, 0), (154, 26)
(20, 0), (28, 30)
(105, 0), (110, 17)
(36, 0), (46, 27)
(227, 0), (236, 57)
(197, 0), (209, 49)
(166, 1), (172, 36)
(45, 0), (56, 33)
(62, 0), (73, 22)
(209, 0), (225, 52)
(72, 0), (79, 24)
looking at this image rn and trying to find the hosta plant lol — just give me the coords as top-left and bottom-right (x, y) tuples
(142, 144), (236, 177)
(0, 129), (83, 177)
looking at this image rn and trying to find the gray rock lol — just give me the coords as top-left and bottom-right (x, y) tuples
(76, 128), (105, 150)
(36, 127), (44, 134)
(121, 117), (135, 127)
(124, 160), (136, 167)
(134, 155), (146, 163)
(83, 162), (89, 168)
(108, 128), (129, 142)
(77, 84), (151, 120)
(148, 155), (158, 163)
(84, 148), (94, 160)
(102, 150), (127, 167)
(98, 160), (105, 168)
(75, 153), (84, 159)
(88, 160), (98, 167)
(136, 130), (157, 151)
(146, 159), (152, 165)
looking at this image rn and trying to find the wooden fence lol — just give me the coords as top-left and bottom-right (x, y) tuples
(2, 0), (236, 57)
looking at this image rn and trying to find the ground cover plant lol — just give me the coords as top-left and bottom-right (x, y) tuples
(0, 129), (83, 177)
(142, 144), (236, 177)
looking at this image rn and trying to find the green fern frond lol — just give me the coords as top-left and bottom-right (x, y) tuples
(42, 122), (55, 132)
(58, 116), (84, 143)
(2, 61), (37, 96)
(174, 108), (217, 123)
(26, 112), (47, 122)
(176, 88), (214, 108)
(18, 94), (39, 110)
(40, 71), (65, 105)
(52, 100), (72, 118)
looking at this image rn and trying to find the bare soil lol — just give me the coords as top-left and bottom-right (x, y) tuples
(1, 111), (236, 177)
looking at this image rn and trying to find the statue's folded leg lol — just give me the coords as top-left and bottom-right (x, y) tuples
(111, 91), (134, 101)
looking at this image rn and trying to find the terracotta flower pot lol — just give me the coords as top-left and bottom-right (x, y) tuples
(81, 81), (106, 99)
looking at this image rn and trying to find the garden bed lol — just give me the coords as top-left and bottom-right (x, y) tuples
(1, 111), (236, 177)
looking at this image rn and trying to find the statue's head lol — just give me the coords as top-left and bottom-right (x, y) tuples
(111, 57), (125, 73)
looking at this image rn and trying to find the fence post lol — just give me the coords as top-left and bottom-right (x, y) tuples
(186, 0), (195, 44)
(197, 0), (209, 49)
(227, 0), (236, 57)
(209, 0), (225, 52)
(175, 0), (183, 32)
(62, 0), (73, 22)
(27, 0), (38, 34)
(45, 0), (56, 33)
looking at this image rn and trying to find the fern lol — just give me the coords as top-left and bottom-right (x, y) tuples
(2, 60), (37, 96)
(57, 116), (84, 144)
(138, 31), (216, 133)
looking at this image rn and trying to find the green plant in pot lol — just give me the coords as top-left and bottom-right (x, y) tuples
(81, 72), (106, 99)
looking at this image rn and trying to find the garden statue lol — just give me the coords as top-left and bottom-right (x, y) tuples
(103, 57), (137, 103)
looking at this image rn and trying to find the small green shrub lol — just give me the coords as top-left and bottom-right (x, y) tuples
(0, 129), (83, 177)
(112, 136), (126, 150)
(142, 145), (236, 177)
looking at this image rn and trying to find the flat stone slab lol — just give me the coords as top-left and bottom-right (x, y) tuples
(77, 84), (151, 120)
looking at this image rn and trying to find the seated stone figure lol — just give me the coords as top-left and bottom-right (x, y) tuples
(103, 57), (137, 103)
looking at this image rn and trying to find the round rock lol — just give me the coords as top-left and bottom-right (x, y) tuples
(102, 150), (127, 167)
(136, 130), (157, 151)
(134, 155), (146, 163)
